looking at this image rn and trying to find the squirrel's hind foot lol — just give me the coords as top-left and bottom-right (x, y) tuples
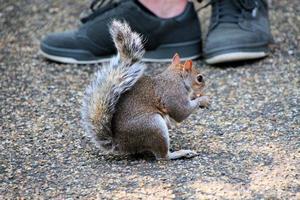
(156, 149), (199, 160)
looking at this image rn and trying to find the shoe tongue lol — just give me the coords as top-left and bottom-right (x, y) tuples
(217, 0), (241, 23)
(236, 0), (257, 10)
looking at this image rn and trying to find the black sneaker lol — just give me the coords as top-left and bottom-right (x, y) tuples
(203, 0), (273, 64)
(40, 0), (202, 64)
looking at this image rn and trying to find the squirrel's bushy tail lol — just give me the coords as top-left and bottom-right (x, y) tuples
(81, 20), (145, 151)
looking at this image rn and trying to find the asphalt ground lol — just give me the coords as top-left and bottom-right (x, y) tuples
(0, 0), (299, 199)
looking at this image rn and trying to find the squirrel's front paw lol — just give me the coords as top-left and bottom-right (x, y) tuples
(198, 96), (210, 108)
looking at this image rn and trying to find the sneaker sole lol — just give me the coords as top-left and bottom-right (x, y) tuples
(39, 50), (112, 64)
(206, 52), (268, 64)
(204, 44), (270, 64)
(40, 40), (202, 64)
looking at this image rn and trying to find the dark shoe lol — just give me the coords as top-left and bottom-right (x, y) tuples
(40, 0), (202, 64)
(203, 0), (273, 64)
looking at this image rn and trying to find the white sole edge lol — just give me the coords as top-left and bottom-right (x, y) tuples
(39, 51), (111, 64)
(205, 52), (268, 64)
(40, 50), (201, 64)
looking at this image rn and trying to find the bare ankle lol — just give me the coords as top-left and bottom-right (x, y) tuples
(138, 0), (188, 18)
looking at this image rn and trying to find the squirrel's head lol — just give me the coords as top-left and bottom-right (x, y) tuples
(169, 53), (205, 97)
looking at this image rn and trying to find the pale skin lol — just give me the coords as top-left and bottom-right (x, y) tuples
(138, 0), (188, 18)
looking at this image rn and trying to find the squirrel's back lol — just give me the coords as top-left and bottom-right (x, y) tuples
(81, 20), (145, 151)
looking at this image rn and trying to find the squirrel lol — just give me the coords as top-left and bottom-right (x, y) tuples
(81, 20), (210, 160)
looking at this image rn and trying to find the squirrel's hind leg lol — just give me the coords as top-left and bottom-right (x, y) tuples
(146, 115), (198, 160)
(123, 114), (198, 160)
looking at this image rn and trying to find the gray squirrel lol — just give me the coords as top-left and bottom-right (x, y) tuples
(81, 20), (210, 160)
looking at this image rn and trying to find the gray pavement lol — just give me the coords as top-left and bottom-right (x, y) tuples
(0, 0), (299, 199)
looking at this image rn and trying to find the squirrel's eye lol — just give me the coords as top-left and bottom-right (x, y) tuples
(197, 74), (203, 83)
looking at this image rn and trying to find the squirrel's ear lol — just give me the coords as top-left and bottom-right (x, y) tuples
(183, 60), (193, 71)
(172, 53), (181, 65)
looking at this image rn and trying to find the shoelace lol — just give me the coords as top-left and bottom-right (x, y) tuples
(89, 0), (118, 12)
(81, 0), (121, 23)
(198, 0), (258, 28)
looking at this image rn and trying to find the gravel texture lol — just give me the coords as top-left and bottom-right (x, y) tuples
(0, 0), (299, 199)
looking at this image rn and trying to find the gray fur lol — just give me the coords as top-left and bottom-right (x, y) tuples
(81, 20), (145, 151)
(110, 20), (145, 63)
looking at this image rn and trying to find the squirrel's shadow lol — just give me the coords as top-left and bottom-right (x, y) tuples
(94, 151), (157, 162)
(94, 151), (207, 162)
